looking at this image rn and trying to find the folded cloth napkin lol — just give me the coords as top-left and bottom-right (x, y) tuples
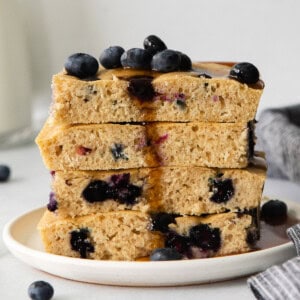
(256, 105), (300, 182)
(248, 224), (300, 300)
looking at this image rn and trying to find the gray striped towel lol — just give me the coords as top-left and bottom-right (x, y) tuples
(256, 105), (300, 182)
(248, 224), (300, 300)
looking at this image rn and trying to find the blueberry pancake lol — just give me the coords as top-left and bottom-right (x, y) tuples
(49, 159), (266, 218)
(36, 119), (254, 170)
(38, 209), (259, 261)
(51, 61), (263, 125)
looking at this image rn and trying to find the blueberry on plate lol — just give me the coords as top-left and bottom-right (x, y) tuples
(99, 46), (124, 69)
(121, 48), (152, 69)
(64, 53), (99, 79)
(0, 164), (10, 182)
(28, 280), (54, 300)
(150, 247), (183, 261)
(229, 62), (259, 84)
(261, 199), (288, 225)
(151, 49), (181, 72)
(143, 35), (167, 55)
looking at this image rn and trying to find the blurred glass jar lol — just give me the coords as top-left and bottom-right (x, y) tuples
(0, 0), (32, 148)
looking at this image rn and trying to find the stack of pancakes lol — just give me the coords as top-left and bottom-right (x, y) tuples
(36, 62), (266, 260)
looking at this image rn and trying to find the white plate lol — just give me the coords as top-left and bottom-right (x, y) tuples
(2, 200), (299, 287)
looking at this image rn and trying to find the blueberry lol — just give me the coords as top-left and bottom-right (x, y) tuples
(175, 93), (186, 109)
(178, 52), (192, 71)
(261, 199), (288, 225)
(150, 247), (183, 261)
(28, 281), (54, 300)
(110, 173), (131, 186)
(0, 164), (10, 182)
(110, 143), (128, 160)
(189, 224), (221, 251)
(121, 48), (152, 69)
(70, 228), (95, 258)
(108, 173), (142, 205)
(82, 180), (110, 203)
(151, 49), (181, 72)
(47, 192), (58, 212)
(64, 53), (99, 79)
(176, 99), (186, 109)
(82, 174), (142, 205)
(229, 62), (260, 84)
(127, 76), (155, 101)
(110, 184), (141, 205)
(165, 232), (190, 254)
(151, 213), (178, 233)
(209, 177), (234, 203)
(143, 35), (167, 55)
(99, 46), (124, 69)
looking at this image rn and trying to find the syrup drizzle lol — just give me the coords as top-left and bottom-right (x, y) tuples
(96, 62), (264, 89)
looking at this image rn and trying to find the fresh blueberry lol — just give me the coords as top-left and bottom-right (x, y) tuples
(178, 52), (192, 71)
(261, 199), (288, 225)
(28, 280), (54, 300)
(110, 143), (128, 160)
(0, 164), (10, 182)
(121, 48), (152, 69)
(150, 247), (183, 261)
(209, 176), (234, 203)
(47, 192), (58, 212)
(151, 49), (181, 72)
(64, 53), (99, 79)
(143, 35), (167, 55)
(82, 180), (110, 203)
(229, 62), (260, 84)
(127, 76), (155, 101)
(189, 224), (221, 251)
(70, 228), (95, 258)
(99, 46), (124, 69)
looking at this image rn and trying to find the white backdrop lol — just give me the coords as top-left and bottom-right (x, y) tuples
(21, 0), (300, 124)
